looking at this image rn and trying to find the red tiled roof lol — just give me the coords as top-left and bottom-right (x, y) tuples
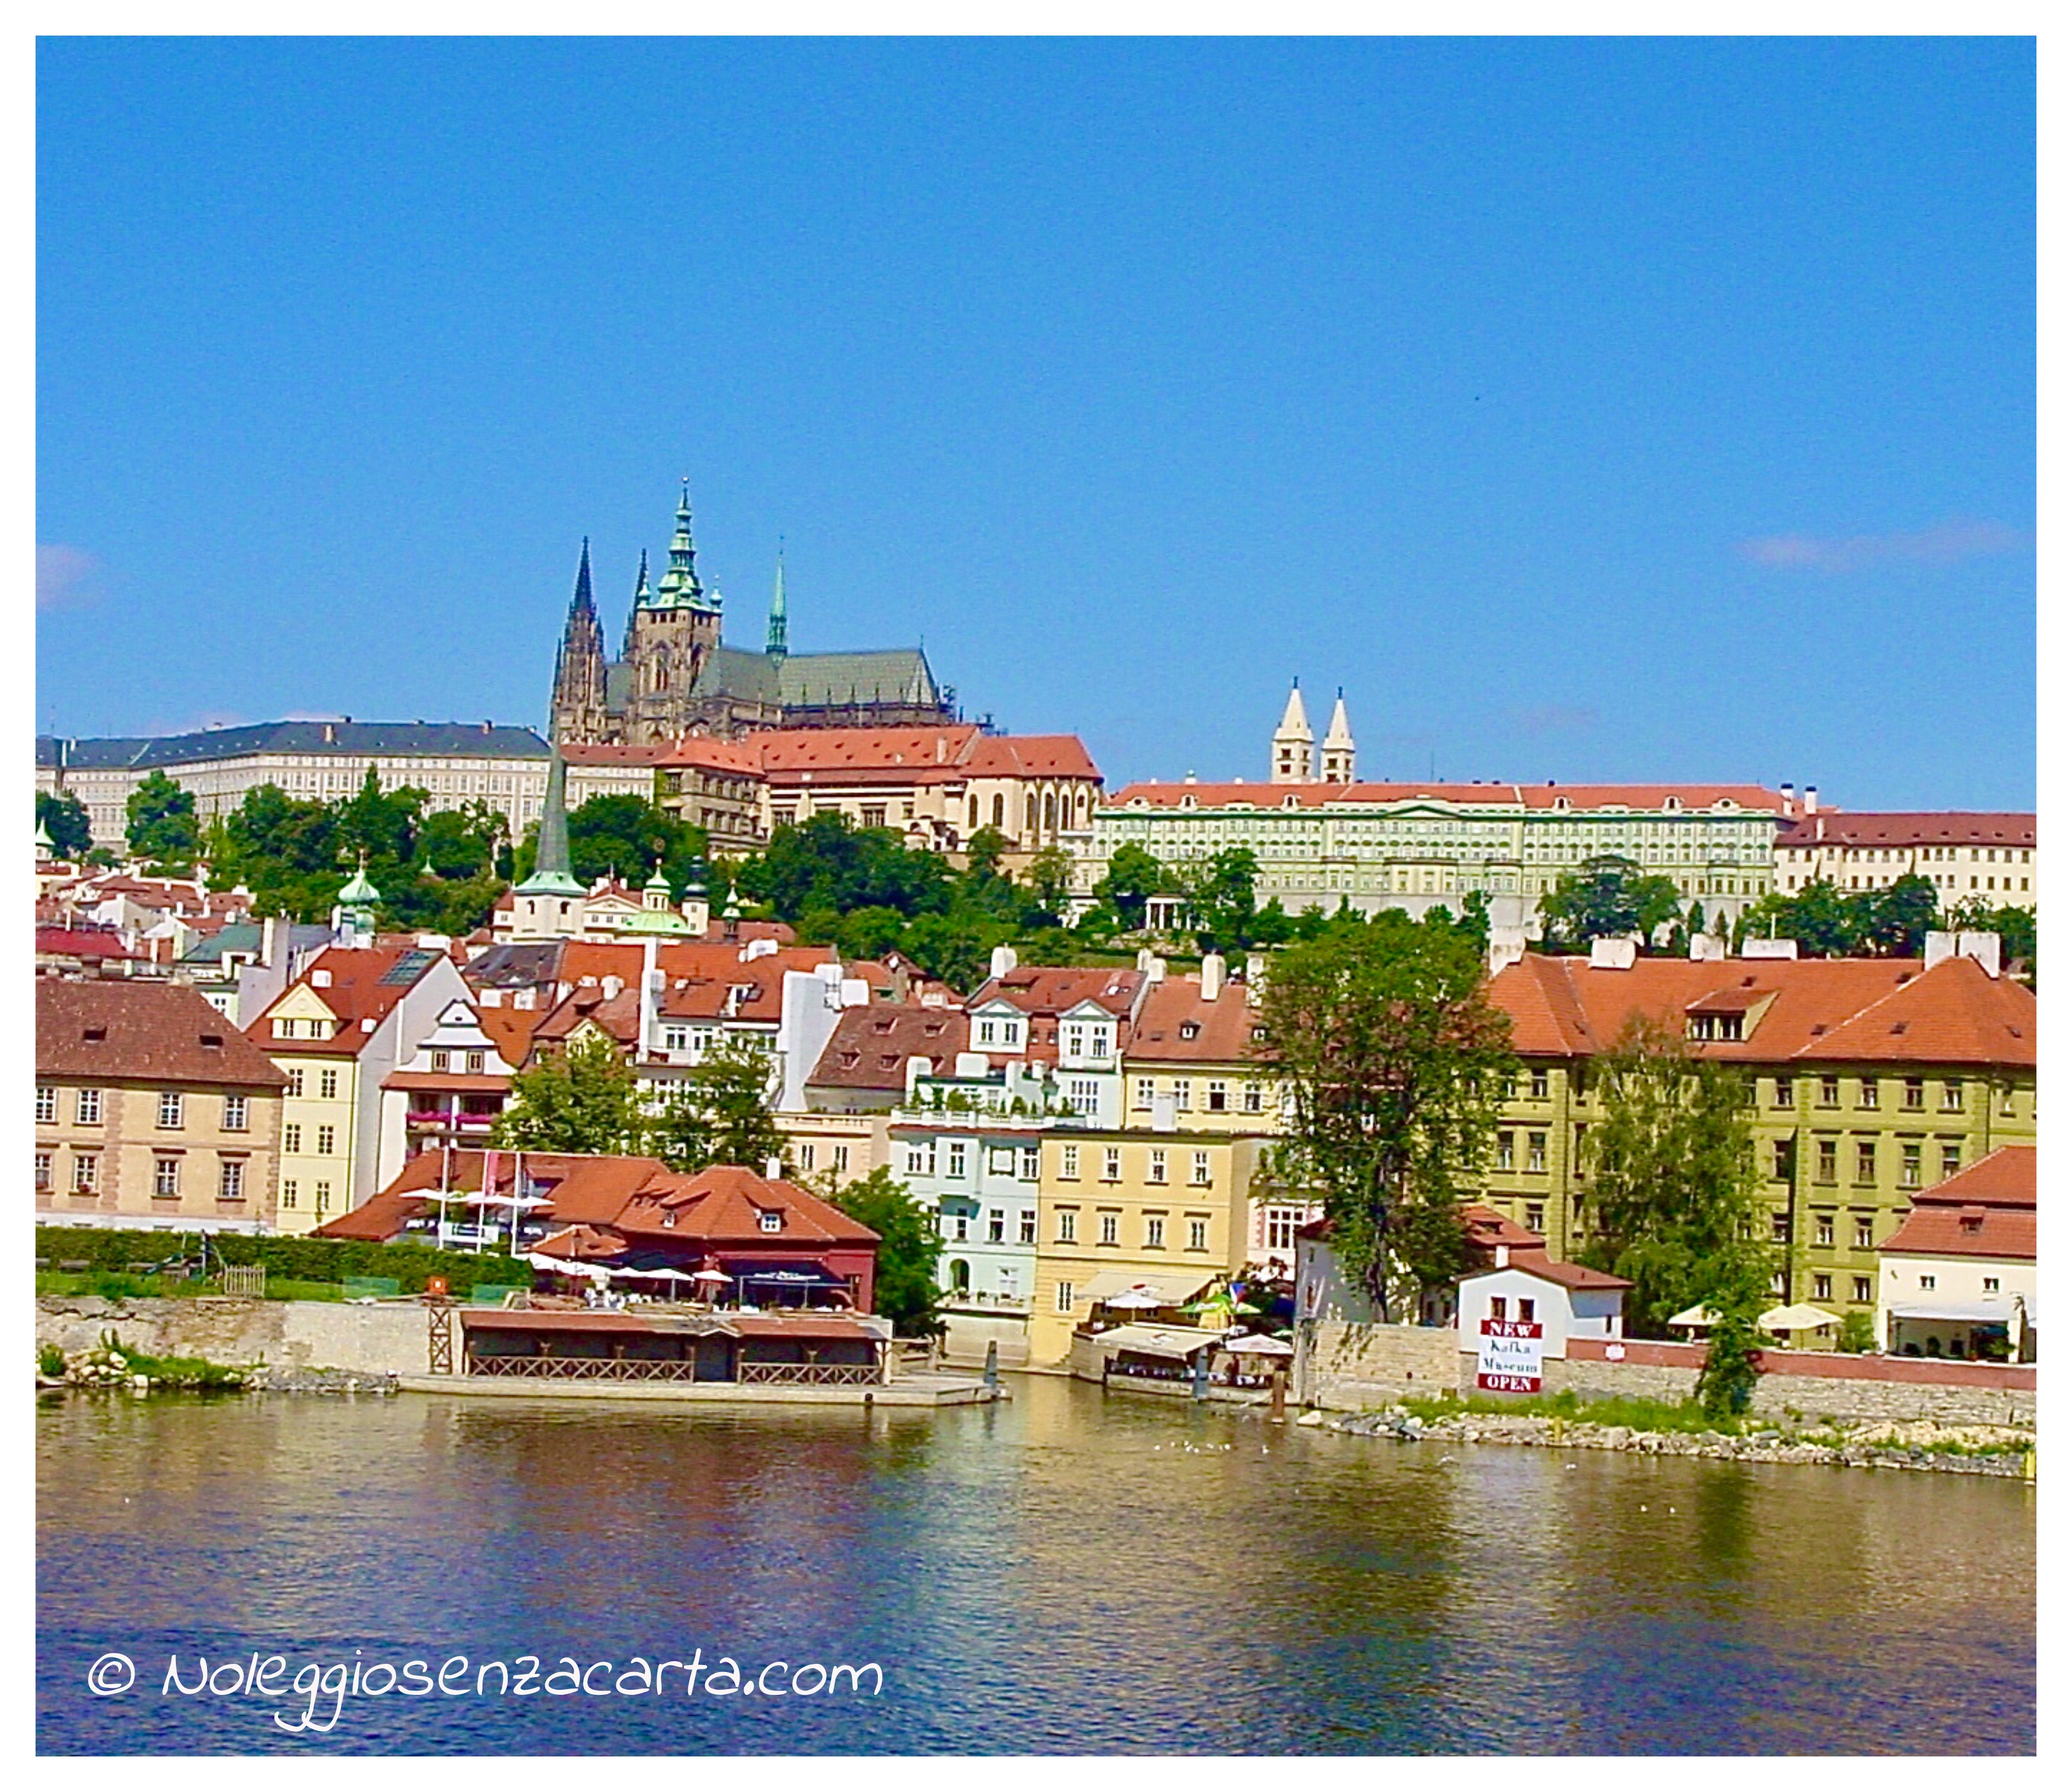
(560, 742), (673, 766)
(1476, 1252), (1634, 1292)
(1487, 953), (2034, 1069)
(1107, 781), (1783, 813)
(37, 978), (287, 1087)
(958, 734), (1101, 780)
(1913, 1144), (2035, 1207)
(808, 1004), (967, 1090)
(653, 734), (766, 774)
(1122, 974), (1263, 1065)
(1777, 811), (2036, 849)
(36, 926), (140, 962)
(967, 966), (1144, 1019)
(754, 725), (981, 774)
(246, 945), (444, 1056)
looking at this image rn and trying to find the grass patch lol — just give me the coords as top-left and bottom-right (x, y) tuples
(37, 1270), (345, 1303)
(1393, 1388), (1746, 1435)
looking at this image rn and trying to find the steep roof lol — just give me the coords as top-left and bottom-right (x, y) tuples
(959, 734), (1102, 780)
(1105, 781), (1782, 813)
(1777, 811), (2036, 849)
(808, 1004), (967, 1091)
(245, 944), (447, 1055)
(1882, 1147), (2035, 1262)
(38, 978), (287, 1087)
(1124, 974), (1266, 1065)
(967, 965), (1144, 1019)
(1485, 953), (2035, 1070)
(755, 724), (982, 776)
(36, 927), (140, 963)
(775, 648), (940, 708)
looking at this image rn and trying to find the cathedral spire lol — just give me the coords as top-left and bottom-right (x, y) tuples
(569, 537), (595, 619)
(1320, 687), (1357, 784)
(518, 743), (585, 898)
(1271, 679), (1314, 784)
(653, 479), (703, 608)
(766, 539), (788, 662)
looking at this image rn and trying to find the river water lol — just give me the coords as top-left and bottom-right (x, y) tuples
(37, 1377), (2033, 1754)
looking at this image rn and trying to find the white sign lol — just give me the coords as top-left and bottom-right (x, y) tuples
(1477, 1318), (1544, 1393)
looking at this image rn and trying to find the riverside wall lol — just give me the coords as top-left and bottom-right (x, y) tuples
(36, 1296), (431, 1376)
(1300, 1321), (2035, 1428)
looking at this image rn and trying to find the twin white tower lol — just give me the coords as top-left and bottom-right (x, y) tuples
(1270, 680), (1357, 785)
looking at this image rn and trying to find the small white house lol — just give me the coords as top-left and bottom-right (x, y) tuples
(1455, 1248), (1630, 1356)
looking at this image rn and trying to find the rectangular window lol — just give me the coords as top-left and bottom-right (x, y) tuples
(1133, 1078), (1154, 1111)
(1815, 1214), (1835, 1247)
(904, 1142), (934, 1178)
(34, 1086), (55, 1124)
(1855, 1141), (1876, 1185)
(218, 1159), (245, 1202)
(319, 1069), (339, 1099)
(1902, 1077), (1924, 1112)
(1146, 1216), (1166, 1249)
(1772, 1077), (1793, 1108)
(467, 1051), (485, 1075)
(35, 1152), (52, 1190)
(1526, 1132), (1547, 1174)
(282, 1179), (298, 1210)
(285, 1068), (304, 1098)
(833, 1145), (850, 1174)
(315, 1180), (331, 1214)
(1020, 1213), (1036, 1245)
(1816, 1138), (1837, 1183)
(284, 1123), (302, 1153)
(798, 1143), (816, 1171)
(1854, 1216), (1875, 1251)
(1241, 1084), (1264, 1113)
(977, 1019), (997, 1046)
(1060, 1144), (1080, 1180)
(1900, 1142), (1922, 1188)
(1857, 1079), (1878, 1110)
(663, 1026), (688, 1052)
(154, 1157), (181, 1198)
(430, 1049), (451, 1073)
(988, 1211), (1006, 1243)
(1102, 1148), (1120, 1183)
(76, 1087), (102, 1125)
(1813, 1273), (1832, 1302)
(946, 1141), (968, 1179)
(73, 1153), (99, 1193)
(1497, 1132), (1515, 1172)
(1853, 1276), (1871, 1304)
(1055, 1281), (1075, 1314)
(1188, 1218), (1209, 1251)
(1525, 1202), (1545, 1235)
(1148, 1149), (1167, 1185)
(1818, 1075), (1840, 1108)
(1099, 1212), (1119, 1246)
(1941, 1080), (1963, 1113)
(1490, 1295), (1509, 1321)
(1517, 1297), (1536, 1324)
(1941, 1143), (1962, 1181)
(1918, 1273), (1936, 1291)
(1172, 1079), (1191, 1111)
(1206, 1080), (1228, 1112)
(1983, 1275), (2000, 1294)
(1772, 1140), (1793, 1181)
(316, 1125), (336, 1156)
(1771, 1212), (1790, 1244)
(223, 1094), (248, 1132)
(1190, 1150), (1212, 1187)
(1058, 1209), (1077, 1244)
(1530, 1068), (1550, 1099)
(1021, 1145), (1040, 1181)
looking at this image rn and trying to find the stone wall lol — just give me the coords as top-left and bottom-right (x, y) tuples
(1299, 1318), (1460, 1410)
(36, 1296), (432, 1376)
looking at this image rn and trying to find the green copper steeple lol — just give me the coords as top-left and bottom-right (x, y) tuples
(338, 853), (382, 937)
(766, 540), (788, 662)
(649, 480), (716, 612)
(517, 744), (585, 898)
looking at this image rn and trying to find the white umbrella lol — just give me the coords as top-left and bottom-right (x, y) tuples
(690, 1267), (733, 1284)
(1761, 1303), (1841, 1332)
(526, 1252), (610, 1282)
(1221, 1334), (1294, 1357)
(1101, 1288), (1166, 1311)
(1666, 1304), (1720, 1330)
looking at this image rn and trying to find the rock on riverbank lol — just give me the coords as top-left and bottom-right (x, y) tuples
(1325, 1406), (2036, 1477)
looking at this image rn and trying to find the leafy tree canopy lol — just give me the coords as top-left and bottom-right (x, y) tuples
(1540, 855), (1685, 951)
(646, 1035), (788, 1174)
(126, 771), (201, 874)
(816, 1167), (943, 1337)
(490, 1032), (646, 1156)
(1094, 843), (1165, 929)
(37, 790), (92, 859)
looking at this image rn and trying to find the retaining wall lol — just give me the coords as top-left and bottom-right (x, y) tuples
(36, 1296), (431, 1376)
(1300, 1318), (1460, 1409)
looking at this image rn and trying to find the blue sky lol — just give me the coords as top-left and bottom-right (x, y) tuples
(37, 37), (2035, 808)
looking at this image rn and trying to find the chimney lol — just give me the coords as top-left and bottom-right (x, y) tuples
(1495, 1244), (1510, 1269)
(1780, 781), (1795, 816)
(763, 1157), (784, 1181)
(601, 975), (624, 1000)
(1200, 952), (1225, 1001)
(261, 913), (281, 966)
(1803, 785), (1819, 814)
(1588, 936), (1638, 971)
(989, 943), (1018, 980)
(1145, 955), (1166, 985)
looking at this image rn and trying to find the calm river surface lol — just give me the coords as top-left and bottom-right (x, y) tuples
(37, 1377), (2033, 1754)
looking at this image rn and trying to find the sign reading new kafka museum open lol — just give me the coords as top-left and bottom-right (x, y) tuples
(1477, 1319), (1544, 1394)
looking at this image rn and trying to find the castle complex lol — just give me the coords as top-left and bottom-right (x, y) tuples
(549, 485), (957, 746)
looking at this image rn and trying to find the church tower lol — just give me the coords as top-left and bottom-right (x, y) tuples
(549, 540), (611, 745)
(766, 541), (788, 664)
(1271, 680), (1314, 784)
(1319, 689), (1357, 783)
(625, 482), (724, 744)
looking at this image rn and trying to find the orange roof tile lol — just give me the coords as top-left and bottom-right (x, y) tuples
(1124, 974), (1266, 1065)
(1777, 811), (2035, 849)
(1106, 781), (1783, 812)
(246, 944), (445, 1056)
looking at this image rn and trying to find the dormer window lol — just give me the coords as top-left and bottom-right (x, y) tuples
(759, 1211), (783, 1233)
(1179, 1021), (1201, 1040)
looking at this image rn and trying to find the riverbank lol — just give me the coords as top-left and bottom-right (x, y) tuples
(1313, 1400), (2037, 1478)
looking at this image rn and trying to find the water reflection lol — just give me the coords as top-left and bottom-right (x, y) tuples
(37, 1381), (2032, 1755)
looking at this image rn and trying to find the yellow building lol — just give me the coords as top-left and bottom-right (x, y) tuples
(1030, 1131), (1270, 1367)
(1479, 949), (2036, 1317)
(36, 978), (286, 1234)
(1774, 806), (2036, 910)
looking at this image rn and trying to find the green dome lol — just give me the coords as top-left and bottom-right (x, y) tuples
(338, 865), (382, 903)
(621, 907), (692, 934)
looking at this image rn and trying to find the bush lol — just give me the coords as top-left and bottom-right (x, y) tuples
(30, 1226), (528, 1299)
(1836, 1310), (1878, 1354)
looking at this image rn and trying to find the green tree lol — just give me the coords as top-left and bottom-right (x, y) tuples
(1696, 1249), (1770, 1421)
(37, 791), (92, 859)
(1575, 1014), (1776, 1338)
(1021, 845), (1075, 925)
(1540, 854), (1683, 950)
(1863, 874), (1941, 957)
(1257, 911), (1515, 1320)
(336, 766), (425, 872)
(1094, 842), (1164, 929)
(646, 1035), (788, 1173)
(491, 1032), (645, 1155)
(1946, 896), (2036, 984)
(419, 801), (505, 879)
(812, 1167), (942, 1336)
(1179, 847), (1261, 952)
(963, 825), (1009, 879)
(125, 771), (201, 873)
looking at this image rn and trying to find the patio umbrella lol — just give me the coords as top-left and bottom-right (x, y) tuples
(1760, 1303), (1841, 1332)
(1101, 1289), (1166, 1311)
(690, 1267), (733, 1284)
(525, 1252), (610, 1282)
(1222, 1334), (1295, 1357)
(1665, 1304), (1720, 1330)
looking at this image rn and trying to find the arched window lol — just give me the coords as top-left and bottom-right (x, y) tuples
(1043, 790), (1057, 832)
(992, 794), (1004, 828)
(948, 1258), (971, 1294)
(968, 795), (978, 830)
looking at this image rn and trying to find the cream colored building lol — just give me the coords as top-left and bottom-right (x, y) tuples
(1030, 1130), (1270, 1367)
(1774, 803), (2036, 910)
(37, 721), (552, 854)
(36, 978), (287, 1234)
